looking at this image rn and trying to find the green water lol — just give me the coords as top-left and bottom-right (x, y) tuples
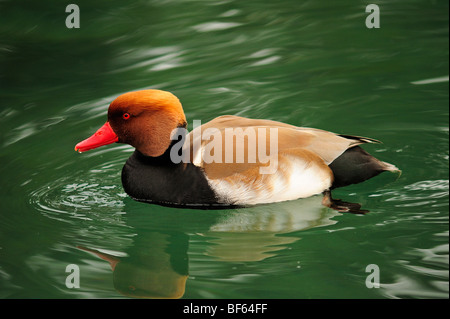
(0, 0), (448, 299)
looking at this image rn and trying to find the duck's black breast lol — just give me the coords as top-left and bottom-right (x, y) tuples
(121, 150), (231, 209)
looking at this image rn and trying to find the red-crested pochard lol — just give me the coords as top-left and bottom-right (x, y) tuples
(75, 89), (399, 213)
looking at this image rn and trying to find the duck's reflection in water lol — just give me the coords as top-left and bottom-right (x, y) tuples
(78, 196), (339, 298)
(204, 196), (338, 262)
(78, 232), (189, 299)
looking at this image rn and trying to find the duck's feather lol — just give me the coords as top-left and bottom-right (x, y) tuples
(184, 115), (366, 178)
(182, 115), (373, 205)
(174, 115), (396, 205)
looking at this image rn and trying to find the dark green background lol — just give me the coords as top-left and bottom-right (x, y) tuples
(0, 0), (448, 298)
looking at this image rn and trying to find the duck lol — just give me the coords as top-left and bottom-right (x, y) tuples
(75, 89), (399, 213)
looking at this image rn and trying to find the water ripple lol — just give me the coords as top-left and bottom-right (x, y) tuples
(192, 21), (242, 32)
(381, 242), (449, 299)
(29, 160), (126, 224)
(373, 179), (449, 208)
(3, 116), (66, 147)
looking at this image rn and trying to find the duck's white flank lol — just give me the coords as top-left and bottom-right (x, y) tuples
(206, 154), (333, 205)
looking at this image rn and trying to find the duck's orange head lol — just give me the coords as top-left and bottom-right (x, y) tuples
(75, 90), (187, 157)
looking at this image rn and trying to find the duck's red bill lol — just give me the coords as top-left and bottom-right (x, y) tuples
(75, 121), (118, 153)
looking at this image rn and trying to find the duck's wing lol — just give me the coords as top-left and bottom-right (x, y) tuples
(180, 115), (387, 205)
(184, 115), (371, 177)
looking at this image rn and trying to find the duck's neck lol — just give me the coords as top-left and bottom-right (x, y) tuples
(135, 124), (187, 165)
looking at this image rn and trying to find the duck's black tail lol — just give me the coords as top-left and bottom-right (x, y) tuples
(328, 146), (400, 189)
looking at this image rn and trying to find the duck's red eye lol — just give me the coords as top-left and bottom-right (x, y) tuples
(122, 113), (130, 120)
